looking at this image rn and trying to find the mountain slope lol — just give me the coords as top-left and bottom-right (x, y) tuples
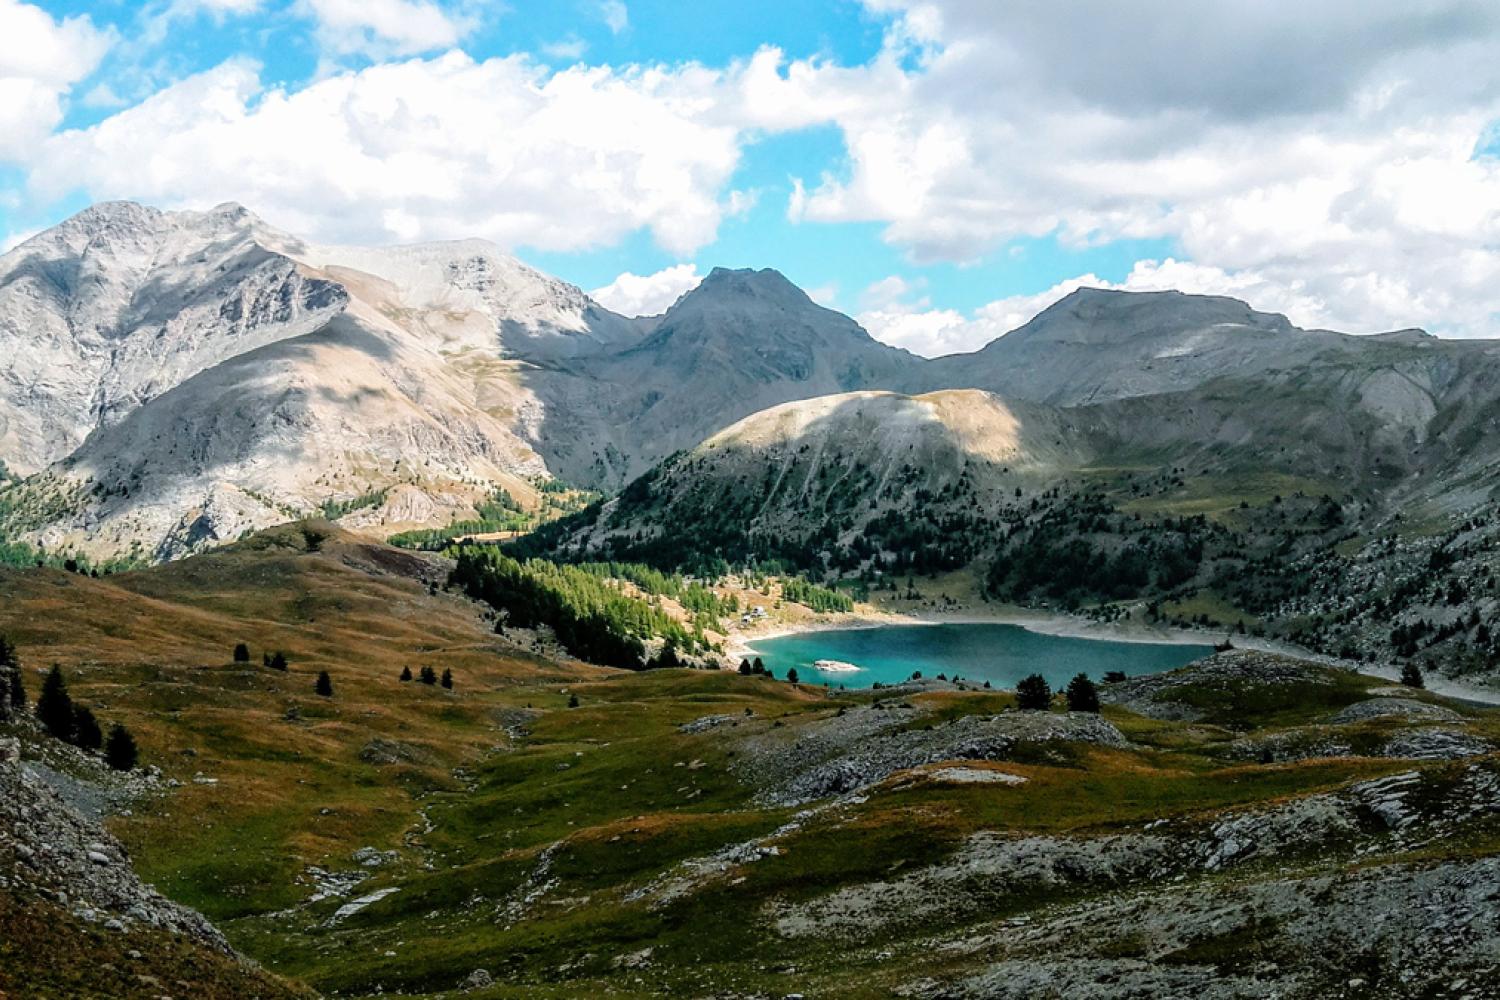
(920, 287), (1336, 405)
(0, 210), (927, 560)
(0, 204), (646, 559)
(519, 388), (1090, 573)
(0, 201), (346, 476)
(529, 267), (918, 486)
(6, 201), (1500, 568)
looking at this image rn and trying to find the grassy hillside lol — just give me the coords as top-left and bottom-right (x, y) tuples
(4, 527), (1500, 996)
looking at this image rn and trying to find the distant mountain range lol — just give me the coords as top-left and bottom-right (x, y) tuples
(3, 201), (1500, 569)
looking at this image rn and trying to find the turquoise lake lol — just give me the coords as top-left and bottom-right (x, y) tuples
(746, 623), (1213, 690)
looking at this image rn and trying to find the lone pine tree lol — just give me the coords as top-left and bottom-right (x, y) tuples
(105, 724), (138, 772)
(1065, 673), (1100, 713)
(1015, 673), (1052, 711)
(72, 705), (103, 751)
(36, 666), (74, 742)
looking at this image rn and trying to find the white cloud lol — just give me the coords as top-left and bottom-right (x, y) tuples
(599, 0), (628, 34)
(81, 82), (127, 109)
(31, 53), (745, 255)
(2, 226), (40, 252)
(805, 283), (838, 307)
(753, 2), (1500, 336)
(0, 0), (111, 161)
(591, 263), (702, 316)
(178, 0), (264, 13)
(302, 0), (473, 57)
(541, 36), (588, 62)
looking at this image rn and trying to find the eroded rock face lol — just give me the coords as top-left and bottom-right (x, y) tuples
(0, 738), (228, 948)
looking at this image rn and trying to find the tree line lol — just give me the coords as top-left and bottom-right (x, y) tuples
(0, 636), (138, 771)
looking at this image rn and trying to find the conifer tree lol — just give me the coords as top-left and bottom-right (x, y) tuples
(233, 642), (250, 663)
(738, 658), (752, 675)
(786, 667), (799, 685)
(753, 656), (765, 674)
(0, 635), (21, 721)
(1065, 673), (1100, 713)
(315, 671), (334, 697)
(441, 668), (453, 689)
(400, 666), (413, 682)
(36, 665), (74, 741)
(71, 705), (103, 751)
(420, 666), (437, 685)
(105, 724), (138, 772)
(1015, 673), (1052, 711)
(1400, 661), (1425, 689)
(567, 692), (580, 708)
(269, 651), (289, 671)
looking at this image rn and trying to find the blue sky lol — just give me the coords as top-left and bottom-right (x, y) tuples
(3, 0), (1500, 352)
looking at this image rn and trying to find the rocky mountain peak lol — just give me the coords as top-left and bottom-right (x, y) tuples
(1010, 286), (1296, 347)
(679, 266), (816, 311)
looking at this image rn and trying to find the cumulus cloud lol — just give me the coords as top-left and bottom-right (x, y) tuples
(302, 0), (474, 58)
(591, 263), (702, 316)
(11, 1), (1500, 339)
(31, 53), (744, 255)
(0, 0), (111, 161)
(764, 1), (1500, 337)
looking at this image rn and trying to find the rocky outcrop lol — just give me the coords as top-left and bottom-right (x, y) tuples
(904, 857), (1500, 1000)
(1328, 697), (1464, 724)
(1102, 649), (1347, 722)
(734, 704), (1128, 806)
(0, 738), (228, 947)
(778, 760), (1500, 948)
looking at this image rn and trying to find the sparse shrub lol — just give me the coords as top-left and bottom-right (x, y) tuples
(1015, 673), (1052, 711)
(315, 671), (334, 697)
(1102, 670), (1127, 684)
(1065, 673), (1100, 713)
(233, 643), (250, 663)
(105, 724), (138, 772)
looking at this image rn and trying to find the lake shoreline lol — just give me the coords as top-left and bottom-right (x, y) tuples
(723, 603), (1500, 706)
(726, 605), (1246, 663)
